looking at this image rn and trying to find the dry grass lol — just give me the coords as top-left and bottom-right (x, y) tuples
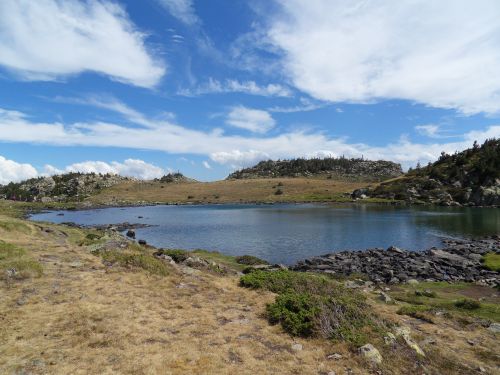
(0, 214), (357, 375)
(89, 178), (371, 205)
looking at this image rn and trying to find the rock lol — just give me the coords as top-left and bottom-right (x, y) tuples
(394, 326), (425, 357)
(359, 344), (382, 365)
(487, 322), (500, 333)
(291, 343), (303, 351)
(69, 261), (82, 268)
(327, 353), (343, 360)
(383, 333), (396, 345)
(138, 239), (147, 245)
(126, 229), (135, 238)
(378, 292), (393, 304)
(387, 246), (404, 254)
(407, 279), (419, 285)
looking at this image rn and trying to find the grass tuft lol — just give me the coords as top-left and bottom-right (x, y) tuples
(101, 250), (169, 276)
(482, 252), (500, 272)
(0, 240), (42, 280)
(454, 298), (481, 310)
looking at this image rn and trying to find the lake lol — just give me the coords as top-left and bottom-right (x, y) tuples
(30, 204), (500, 265)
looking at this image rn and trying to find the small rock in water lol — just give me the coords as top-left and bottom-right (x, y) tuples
(138, 239), (147, 245)
(126, 229), (135, 238)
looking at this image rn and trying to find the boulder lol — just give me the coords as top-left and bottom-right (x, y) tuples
(359, 344), (382, 365)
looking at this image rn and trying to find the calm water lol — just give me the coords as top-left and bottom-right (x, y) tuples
(30, 204), (500, 264)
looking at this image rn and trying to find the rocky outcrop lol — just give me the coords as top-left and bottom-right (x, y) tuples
(154, 173), (196, 184)
(293, 237), (499, 286)
(364, 139), (500, 206)
(228, 158), (403, 182)
(0, 173), (130, 202)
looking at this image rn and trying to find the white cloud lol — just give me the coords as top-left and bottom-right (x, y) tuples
(266, 0), (500, 114)
(156, 0), (199, 25)
(268, 97), (326, 113)
(202, 161), (212, 169)
(0, 155), (38, 185)
(415, 124), (440, 138)
(0, 0), (165, 87)
(47, 159), (166, 180)
(0, 157), (166, 185)
(226, 106), (276, 134)
(0, 105), (498, 173)
(179, 78), (292, 97)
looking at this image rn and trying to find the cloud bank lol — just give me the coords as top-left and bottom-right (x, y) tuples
(1, 104), (498, 175)
(0, 0), (165, 87)
(226, 106), (276, 134)
(267, 0), (500, 114)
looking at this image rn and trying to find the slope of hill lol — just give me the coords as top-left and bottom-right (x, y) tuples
(227, 157), (403, 182)
(363, 139), (500, 206)
(0, 173), (131, 202)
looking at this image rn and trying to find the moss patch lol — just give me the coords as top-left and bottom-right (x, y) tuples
(482, 252), (500, 272)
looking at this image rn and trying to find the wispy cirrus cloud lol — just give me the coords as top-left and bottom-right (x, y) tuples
(0, 0), (165, 87)
(178, 78), (293, 97)
(156, 0), (199, 25)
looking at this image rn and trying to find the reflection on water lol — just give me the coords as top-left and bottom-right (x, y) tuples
(30, 204), (500, 265)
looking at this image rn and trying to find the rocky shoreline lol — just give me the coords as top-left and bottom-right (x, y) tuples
(293, 237), (499, 286)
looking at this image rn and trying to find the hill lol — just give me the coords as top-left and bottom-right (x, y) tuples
(227, 157), (403, 182)
(0, 173), (130, 202)
(362, 139), (500, 206)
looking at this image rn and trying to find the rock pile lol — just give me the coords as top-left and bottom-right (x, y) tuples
(227, 158), (403, 182)
(293, 237), (499, 286)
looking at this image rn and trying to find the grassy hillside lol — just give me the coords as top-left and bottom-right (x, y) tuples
(368, 139), (500, 206)
(89, 178), (375, 205)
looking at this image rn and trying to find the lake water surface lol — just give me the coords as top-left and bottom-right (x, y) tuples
(30, 204), (500, 264)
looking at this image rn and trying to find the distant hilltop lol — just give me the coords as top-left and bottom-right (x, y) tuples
(0, 172), (131, 203)
(227, 157), (403, 182)
(360, 139), (500, 206)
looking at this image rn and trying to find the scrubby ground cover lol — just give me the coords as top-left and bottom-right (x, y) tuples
(0, 200), (499, 374)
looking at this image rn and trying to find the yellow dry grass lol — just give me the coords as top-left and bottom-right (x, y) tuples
(89, 178), (371, 205)
(0, 215), (358, 375)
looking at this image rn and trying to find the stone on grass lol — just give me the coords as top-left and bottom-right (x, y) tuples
(291, 343), (303, 351)
(359, 344), (382, 365)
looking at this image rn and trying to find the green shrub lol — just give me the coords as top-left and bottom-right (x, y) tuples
(156, 249), (190, 263)
(415, 289), (437, 298)
(454, 298), (481, 310)
(267, 292), (319, 337)
(235, 255), (269, 266)
(101, 251), (169, 276)
(240, 270), (375, 345)
(482, 253), (500, 272)
(397, 305), (434, 323)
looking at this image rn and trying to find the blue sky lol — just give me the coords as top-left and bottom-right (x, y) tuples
(0, 0), (499, 183)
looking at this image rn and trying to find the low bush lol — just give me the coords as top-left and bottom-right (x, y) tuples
(267, 292), (319, 337)
(235, 255), (269, 266)
(156, 249), (190, 263)
(415, 289), (437, 298)
(397, 305), (434, 323)
(454, 298), (481, 310)
(240, 270), (376, 345)
(101, 250), (169, 276)
(274, 188), (283, 195)
(482, 253), (500, 272)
